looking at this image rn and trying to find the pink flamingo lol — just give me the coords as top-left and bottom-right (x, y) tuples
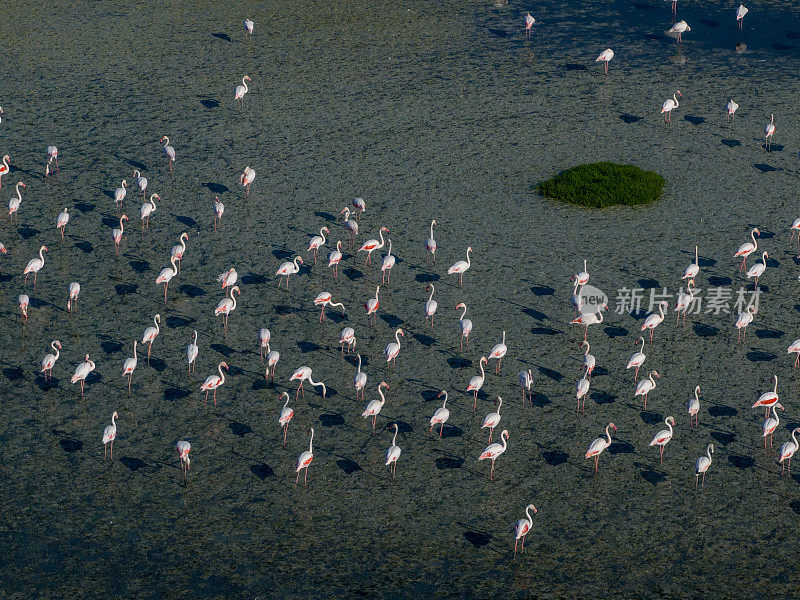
(466, 357), (488, 413)
(8, 181), (25, 222)
(688, 385), (700, 428)
(258, 328), (271, 362)
(518, 369), (533, 406)
(177, 440), (191, 477)
(213, 196), (224, 231)
(240, 166), (255, 196)
(765, 114), (776, 151)
(447, 246), (472, 287)
(112, 215), (128, 254)
(341, 207), (358, 246)
(362, 382), (389, 434)
(328, 240), (343, 279)
(122, 341), (138, 393)
(142, 314), (161, 363)
(340, 326), (356, 356)
(276, 256), (303, 289)
(763, 404), (783, 448)
(641, 302), (667, 341)
(746, 251), (768, 287)
(295, 429), (314, 486)
(752, 374), (779, 418)
(736, 305), (755, 342)
(365, 286), (380, 324)
(46, 146), (58, 172)
(384, 328), (404, 371)
(0, 155), (9, 191)
(649, 416), (675, 463)
(694, 444), (713, 489)
(585, 422), (616, 473)
(581, 341), (595, 377)
(218, 268), (238, 290)
(479, 429), (509, 481)
(41, 340), (62, 381)
(525, 13), (535, 37)
(734, 227), (760, 272)
(674, 281), (695, 325)
(779, 428), (800, 475)
(481, 397), (502, 441)
(155, 255), (179, 306)
(265, 343), (279, 380)
(234, 75), (251, 108)
(307, 226), (329, 265)
(425, 220), (437, 264)
(596, 48), (614, 73)
(488, 331), (507, 374)
(635, 370), (660, 410)
(352, 197), (366, 220)
(71, 354), (96, 397)
(140, 193), (158, 230)
(514, 503), (538, 557)
(353, 354), (367, 400)
(23, 245), (47, 290)
(114, 180), (127, 208)
(56, 208), (69, 239)
(133, 169), (147, 200)
(278, 392), (293, 447)
(313, 291), (345, 323)
(358, 226), (388, 266)
(187, 330), (198, 373)
(244, 19), (254, 41)
(161, 136), (175, 172)
(424, 284), (438, 327)
(215, 285), (241, 330)
(102, 412), (119, 458)
(170, 232), (188, 274)
(200, 362), (229, 406)
(456, 302), (473, 350)
(381, 239), (396, 283)
(385, 423), (401, 478)
(787, 338), (800, 369)
(18, 294), (29, 321)
(576, 364), (590, 414)
(661, 90), (682, 124)
(290, 366), (327, 399)
(570, 310), (603, 340)
(430, 390), (450, 437)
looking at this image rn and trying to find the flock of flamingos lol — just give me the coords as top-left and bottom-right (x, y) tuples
(0, 3), (791, 557)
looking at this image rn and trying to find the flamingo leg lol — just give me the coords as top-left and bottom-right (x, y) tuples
(440, 422), (444, 438)
(283, 426), (288, 447)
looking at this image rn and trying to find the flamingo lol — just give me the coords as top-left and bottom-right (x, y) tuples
(384, 328), (404, 371)
(56, 207), (69, 239)
(478, 429), (509, 481)
(354, 354), (367, 400)
(140, 193), (158, 229)
(296, 428), (314, 486)
(122, 340), (138, 393)
(573, 261), (590, 285)
(763, 404), (783, 448)
(340, 326), (356, 356)
(570, 310), (603, 340)
(276, 256), (303, 289)
(425, 219), (437, 264)
(133, 169), (147, 200)
(667, 21), (690, 43)
(114, 180), (127, 208)
(381, 239), (396, 283)
(456, 302), (473, 350)
(244, 18), (254, 41)
(200, 361), (229, 406)
(23, 245), (47, 289)
(752, 374), (779, 418)
(791, 217), (800, 246)
(71, 354), (96, 397)
(170, 232), (188, 274)
(67, 282), (80, 312)
(467, 356), (488, 412)
(765, 114), (776, 150)
(352, 197), (366, 220)
(8, 181), (25, 223)
(661, 90), (682, 124)
(112, 215), (128, 254)
(635, 370), (660, 410)
(641, 301), (667, 342)
(18, 294), (29, 321)
(218, 267), (238, 289)
(682, 245), (699, 282)
(430, 390), (450, 437)
(43, 157), (51, 179)
(736, 305), (756, 342)
(258, 328), (271, 361)
(358, 226), (388, 266)
(328, 240), (343, 279)
(694, 444), (714, 489)
(487, 331), (508, 374)
(240, 166), (255, 196)
(736, 4), (748, 30)
(155, 255), (179, 306)
(213, 196), (224, 231)
(0, 106), (3, 124)
(365, 286), (380, 324)
(278, 392), (293, 447)
(313, 291), (345, 323)
(746, 251), (768, 287)
(46, 146), (58, 172)
(385, 423), (402, 478)
(581, 340), (596, 377)
(234, 75), (251, 108)
(726, 100), (739, 127)
(734, 227), (760, 272)
(481, 397), (503, 441)
(215, 286), (241, 330)
(596, 48), (614, 73)
(576, 364), (591, 414)
(425, 284), (438, 327)
(514, 503), (538, 556)
(177, 440), (191, 477)
(102, 412), (119, 458)
(41, 340), (62, 381)
(265, 343), (280, 380)
(518, 369), (533, 407)
(187, 330), (198, 373)
(0, 155), (9, 191)
(448, 246), (473, 287)
(688, 385), (700, 428)
(142, 314), (161, 363)
(649, 416), (675, 463)
(571, 281), (584, 312)
(290, 366), (327, 399)
(341, 207), (358, 246)
(665, 0), (677, 15)
(524, 13), (535, 37)
(307, 226), (329, 265)
(788, 338), (800, 369)
(779, 428), (800, 475)
(674, 280), (695, 325)
(161, 136), (175, 172)
(362, 382), (389, 434)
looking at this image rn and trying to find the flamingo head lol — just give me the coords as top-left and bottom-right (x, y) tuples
(297, 256), (304, 265)
(676, 90), (683, 97)
(666, 416), (676, 425)
(456, 302), (465, 309)
(754, 228), (761, 236)
(19, 182), (27, 189)
(654, 371), (660, 379)
(160, 136), (168, 143)
(437, 390), (446, 398)
(221, 362), (230, 370)
(381, 226), (389, 232)
(245, 75), (252, 82)
(398, 329), (405, 337)
(610, 423), (617, 432)
(42, 246), (48, 253)
(84, 353), (90, 361)
(55, 340), (62, 349)
(121, 214), (129, 222)
(380, 381), (389, 389)
(322, 226), (329, 234)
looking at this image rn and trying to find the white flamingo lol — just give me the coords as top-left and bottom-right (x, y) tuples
(456, 302), (473, 350)
(155, 255), (179, 306)
(682, 245), (699, 282)
(140, 193), (158, 229)
(385, 423), (402, 478)
(278, 392), (293, 447)
(112, 214), (128, 254)
(765, 114), (776, 150)
(354, 354), (367, 400)
(570, 310), (603, 340)
(365, 286), (380, 324)
(478, 429), (509, 481)
(362, 382), (389, 434)
(265, 343), (280, 380)
(447, 246), (473, 287)
(177, 440), (191, 476)
(384, 328), (404, 370)
(328, 240), (343, 280)
(514, 503), (538, 556)
(430, 390), (450, 437)
(40, 340), (62, 381)
(734, 227), (760, 272)
(688, 385), (700, 428)
(341, 207), (358, 246)
(307, 226), (329, 265)
(213, 196), (224, 231)
(763, 404), (783, 448)
(340, 326), (356, 356)
(581, 340), (595, 377)
(576, 364), (591, 415)
(518, 369), (533, 407)
(8, 181), (26, 223)
(170, 232), (188, 274)
(674, 280), (695, 325)
(200, 361), (229, 406)
(661, 90), (682, 124)
(114, 179), (127, 208)
(596, 48), (614, 73)
(187, 330), (199, 373)
(71, 354), (96, 397)
(586, 423), (617, 473)
(234, 75), (251, 108)
(381, 239), (396, 283)
(726, 100), (739, 127)
(787, 338), (800, 369)
(122, 341), (138, 393)
(295, 428), (314, 486)
(466, 356), (488, 412)
(488, 331), (508, 374)
(161, 136), (175, 171)
(358, 226), (388, 266)
(736, 305), (756, 342)
(67, 282), (80, 312)
(649, 416), (676, 463)
(641, 301), (667, 342)
(102, 411), (119, 458)
(142, 314), (161, 363)
(481, 397), (503, 441)
(276, 256), (303, 289)
(635, 370), (660, 410)
(694, 444), (714, 489)
(425, 284), (438, 327)
(56, 207), (69, 239)
(779, 428), (800, 475)
(667, 21), (690, 43)
(23, 245), (47, 289)
(425, 219), (437, 264)
(746, 251), (768, 286)
(290, 366), (327, 399)
(133, 169), (147, 199)
(215, 285), (241, 330)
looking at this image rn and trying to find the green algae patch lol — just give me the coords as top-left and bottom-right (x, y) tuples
(538, 162), (665, 208)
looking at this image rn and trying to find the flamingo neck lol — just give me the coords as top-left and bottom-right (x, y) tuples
(459, 305), (467, 321)
(218, 363), (226, 382)
(392, 426), (398, 446)
(500, 432), (508, 449)
(242, 77), (249, 92)
(395, 330), (402, 346)
(378, 229), (385, 247)
(479, 360), (485, 378)
(430, 221), (435, 238)
(119, 216), (125, 231)
(282, 394), (289, 410)
(16, 183), (23, 199)
(309, 429), (314, 453)
(428, 286), (435, 302)
(378, 385), (386, 404)
(39, 247), (46, 262)
(163, 137), (169, 147)
(133, 341), (137, 360)
(465, 248), (471, 266)
(605, 426), (612, 445)
(111, 413), (117, 426)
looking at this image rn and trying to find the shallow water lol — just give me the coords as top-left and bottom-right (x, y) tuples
(3, 0), (800, 598)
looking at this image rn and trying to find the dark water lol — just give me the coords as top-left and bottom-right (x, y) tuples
(3, 0), (800, 598)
